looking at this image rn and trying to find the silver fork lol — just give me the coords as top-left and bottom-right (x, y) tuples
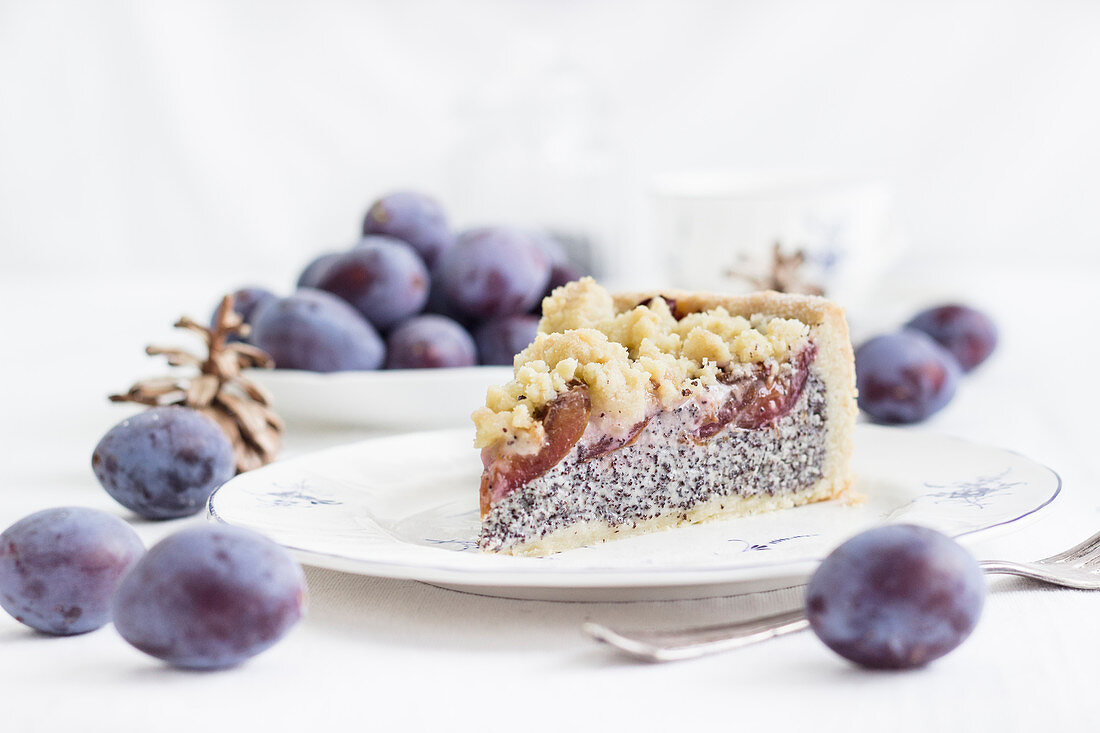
(583, 530), (1100, 663)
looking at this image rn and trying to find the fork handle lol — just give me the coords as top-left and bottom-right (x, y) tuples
(588, 553), (1100, 662)
(583, 609), (810, 662)
(977, 559), (1098, 589)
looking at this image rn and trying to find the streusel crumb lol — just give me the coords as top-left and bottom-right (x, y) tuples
(472, 278), (811, 450)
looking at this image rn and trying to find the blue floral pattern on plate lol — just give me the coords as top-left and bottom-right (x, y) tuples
(424, 538), (479, 552)
(727, 534), (819, 552)
(248, 479), (343, 508)
(921, 469), (1022, 509)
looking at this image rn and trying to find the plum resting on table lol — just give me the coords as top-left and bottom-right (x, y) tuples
(806, 524), (985, 669)
(854, 331), (960, 424)
(0, 508), (144, 635)
(92, 406), (236, 520)
(112, 525), (306, 670)
(905, 304), (998, 372)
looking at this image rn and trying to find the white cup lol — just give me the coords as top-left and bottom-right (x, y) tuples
(650, 171), (899, 307)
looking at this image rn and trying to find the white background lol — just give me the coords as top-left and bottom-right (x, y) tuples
(2, 2), (1100, 732)
(3, 0), (1100, 279)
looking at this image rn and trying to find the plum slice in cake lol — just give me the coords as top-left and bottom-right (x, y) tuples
(472, 278), (857, 556)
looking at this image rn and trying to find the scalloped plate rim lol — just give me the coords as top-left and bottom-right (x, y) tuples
(207, 426), (1061, 593)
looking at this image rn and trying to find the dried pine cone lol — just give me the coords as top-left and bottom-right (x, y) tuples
(110, 295), (283, 472)
(724, 242), (825, 296)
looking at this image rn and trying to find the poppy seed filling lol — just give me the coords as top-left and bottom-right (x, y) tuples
(478, 373), (828, 553)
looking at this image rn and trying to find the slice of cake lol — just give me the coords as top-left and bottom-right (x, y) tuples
(472, 278), (857, 556)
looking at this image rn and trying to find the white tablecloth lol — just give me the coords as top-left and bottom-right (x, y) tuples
(2, 261), (1097, 732)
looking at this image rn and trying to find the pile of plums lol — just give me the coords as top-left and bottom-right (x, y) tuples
(855, 304), (998, 423)
(223, 192), (585, 372)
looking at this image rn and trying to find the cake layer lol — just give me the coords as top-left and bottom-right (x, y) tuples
(471, 278), (818, 457)
(473, 280), (857, 556)
(479, 374), (831, 555)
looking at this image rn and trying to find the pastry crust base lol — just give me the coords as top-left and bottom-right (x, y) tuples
(498, 474), (851, 557)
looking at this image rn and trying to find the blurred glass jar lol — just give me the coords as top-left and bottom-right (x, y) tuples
(651, 171), (899, 307)
(446, 59), (623, 277)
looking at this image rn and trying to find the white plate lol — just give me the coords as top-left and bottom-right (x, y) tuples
(248, 366), (513, 429)
(207, 425), (1060, 601)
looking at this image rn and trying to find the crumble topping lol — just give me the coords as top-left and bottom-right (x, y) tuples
(472, 278), (812, 450)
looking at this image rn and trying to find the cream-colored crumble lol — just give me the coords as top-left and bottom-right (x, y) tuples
(472, 278), (812, 450)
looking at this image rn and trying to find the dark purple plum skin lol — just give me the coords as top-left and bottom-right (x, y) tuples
(92, 407), (236, 520)
(530, 258), (584, 315)
(474, 315), (539, 365)
(905, 304), (998, 372)
(547, 259), (585, 288)
(424, 272), (474, 327)
(211, 286), (277, 344)
(215, 286), (276, 324)
(528, 230), (587, 309)
(385, 315), (477, 369)
(0, 508), (144, 635)
(112, 525), (306, 670)
(546, 262), (585, 292)
(362, 191), (454, 267)
(855, 331), (961, 424)
(250, 289), (385, 372)
(435, 227), (551, 320)
(296, 252), (342, 290)
(806, 524), (985, 669)
(315, 237), (429, 331)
